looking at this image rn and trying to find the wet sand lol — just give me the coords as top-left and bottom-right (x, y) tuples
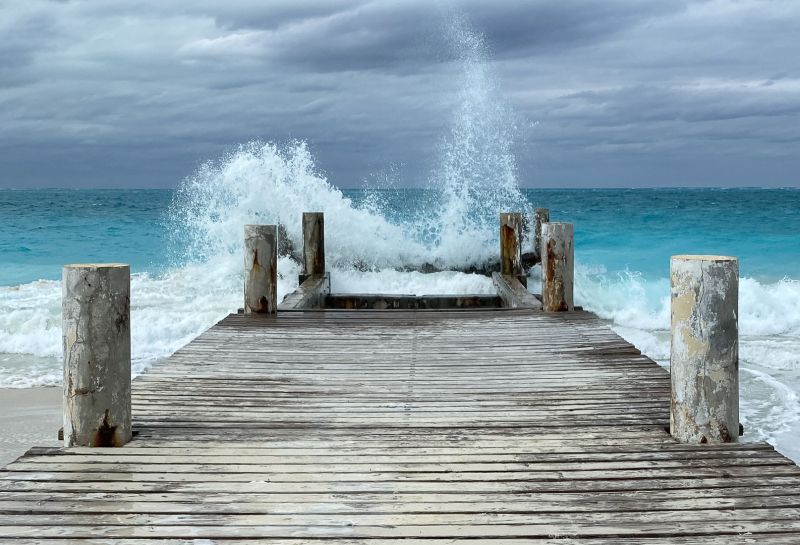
(0, 387), (61, 467)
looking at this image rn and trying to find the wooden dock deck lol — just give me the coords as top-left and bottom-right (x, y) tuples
(2, 308), (800, 543)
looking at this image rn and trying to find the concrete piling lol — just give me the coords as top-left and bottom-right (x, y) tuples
(500, 212), (524, 278)
(62, 264), (131, 447)
(670, 255), (739, 444)
(244, 224), (278, 314)
(540, 222), (574, 312)
(302, 212), (325, 278)
(532, 208), (550, 262)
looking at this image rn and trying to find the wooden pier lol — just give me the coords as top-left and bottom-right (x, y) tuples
(2, 309), (800, 542)
(2, 212), (799, 543)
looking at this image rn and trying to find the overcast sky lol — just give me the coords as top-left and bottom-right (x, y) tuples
(1, 0), (798, 188)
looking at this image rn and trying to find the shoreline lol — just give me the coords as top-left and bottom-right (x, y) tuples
(0, 387), (61, 467)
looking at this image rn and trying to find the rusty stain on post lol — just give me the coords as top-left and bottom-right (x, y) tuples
(540, 222), (574, 312)
(499, 212), (523, 278)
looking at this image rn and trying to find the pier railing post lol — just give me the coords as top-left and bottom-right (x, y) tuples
(500, 212), (523, 278)
(670, 255), (739, 444)
(244, 225), (278, 314)
(302, 212), (325, 280)
(62, 264), (131, 447)
(540, 222), (574, 311)
(532, 208), (550, 263)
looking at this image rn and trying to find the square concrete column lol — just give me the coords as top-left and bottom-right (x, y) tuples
(62, 264), (131, 447)
(244, 225), (278, 314)
(670, 255), (739, 444)
(500, 212), (523, 277)
(540, 222), (574, 312)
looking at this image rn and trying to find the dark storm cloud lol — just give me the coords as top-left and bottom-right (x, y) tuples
(176, 1), (688, 73)
(0, 0), (798, 187)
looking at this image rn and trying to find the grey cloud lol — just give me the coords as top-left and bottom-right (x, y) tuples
(0, 0), (798, 188)
(455, 0), (688, 57)
(175, 1), (691, 74)
(559, 83), (800, 125)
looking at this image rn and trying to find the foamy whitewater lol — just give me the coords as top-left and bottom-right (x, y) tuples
(2, 17), (799, 462)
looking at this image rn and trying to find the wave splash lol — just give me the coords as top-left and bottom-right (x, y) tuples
(431, 14), (527, 265)
(170, 141), (428, 273)
(168, 15), (527, 275)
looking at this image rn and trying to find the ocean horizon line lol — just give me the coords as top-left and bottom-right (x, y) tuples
(1, 185), (799, 192)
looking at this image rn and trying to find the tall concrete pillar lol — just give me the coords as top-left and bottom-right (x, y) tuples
(302, 212), (325, 278)
(500, 212), (523, 277)
(670, 255), (739, 444)
(532, 208), (550, 262)
(62, 264), (131, 447)
(244, 225), (278, 314)
(540, 222), (574, 312)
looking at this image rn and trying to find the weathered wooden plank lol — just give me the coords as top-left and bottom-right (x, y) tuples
(492, 271), (543, 309)
(4, 475), (800, 494)
(8, 455), (792, 474)
(325, 294), (502, 310)
(5, 507), (800, 526)
(19, 445), (781, 462)
(5, 464), (798, 484)
(3, 483), (798, 503)
(277, 272), (330, 310)
(1, 538), (798, 545)
(3, 495), (800, 515)
(2, 519), (800, 539)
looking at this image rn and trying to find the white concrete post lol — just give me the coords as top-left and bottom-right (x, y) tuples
(500, 212), (523, 277)
(532, 208), (550, 262)
(244, 225), (278, 314)
(62, 264), (131, 447)
(540, 222), (574, 312)
(670, 255), (739, 444)
(302, 212), (325, 277)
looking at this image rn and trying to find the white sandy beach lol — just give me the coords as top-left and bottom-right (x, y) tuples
(0, 387), (61, 467)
